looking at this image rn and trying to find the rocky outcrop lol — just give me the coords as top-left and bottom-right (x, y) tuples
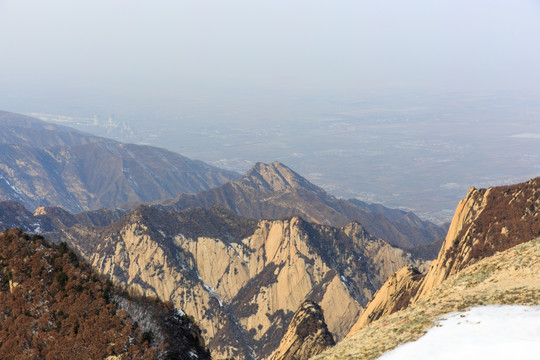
(313, 237), (540, 360)
(0, 111), (239, 213)
(346, 177), (540, 336)
(415, 178), (540, 300)
(48, 205), (419, 359)
(269, 300), (335, 360)
(347, 265), (424, 334)
(163, 161), (446, 249)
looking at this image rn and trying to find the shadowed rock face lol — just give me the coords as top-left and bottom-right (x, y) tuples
(0, 111), (239, 213)
(270, 300), (335, 360)
(347, 176), (540, 336)
(163, 161), (446, 249)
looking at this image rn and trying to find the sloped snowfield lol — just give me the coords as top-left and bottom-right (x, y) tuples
(378, 305), (540, 360)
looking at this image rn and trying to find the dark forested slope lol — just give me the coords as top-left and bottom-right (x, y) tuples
(0, 228), (209, 360)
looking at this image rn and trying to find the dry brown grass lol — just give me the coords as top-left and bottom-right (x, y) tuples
(312, 238), (540, 360)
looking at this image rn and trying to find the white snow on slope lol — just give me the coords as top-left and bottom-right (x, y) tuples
(378, 305), (540, 360)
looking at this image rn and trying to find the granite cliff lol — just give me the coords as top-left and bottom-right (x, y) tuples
(341, 177), (540, 353)
(270, 300), (335, 360)
(40, 205), (421, 359)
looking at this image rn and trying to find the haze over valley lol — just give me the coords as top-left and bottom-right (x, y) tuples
(7, 90), (540, 223)
(1, 1), (539, 359)
(2, 1), (540, 223)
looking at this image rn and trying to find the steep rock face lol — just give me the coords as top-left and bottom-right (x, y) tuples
(346, 177), (540, 336)
(0, 111), (239, 213)
(49, 206), (417, 360)
(347, 265), (424, 334)
(313, 237), (540, 360)
(163, 161), (446, 249)
(269, 301), (334, 360)
(415, 178), (540, 300)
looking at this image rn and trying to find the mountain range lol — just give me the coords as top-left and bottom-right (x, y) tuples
(3, 175), (537, 359)
(0, 111), (446, 250)
(0, 110), (239, 213)
(161, 161), (446, 249)
(3, 110), (535, 360)
(0, 202), (422, 359)
(0, 111), (445, 359)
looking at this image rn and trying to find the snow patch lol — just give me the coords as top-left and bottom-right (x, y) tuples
(0, 175), (24, 196)
(378, 305), (540, 360)
(202, 283), (223, 307)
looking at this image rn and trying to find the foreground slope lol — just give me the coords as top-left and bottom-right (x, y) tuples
(45, 205), (420, 359)
(319, 177), (540, 359)
(163, 161), (446, 249)
(377, 305), (540, 360)
(313, 237), (540, 359)
(0, 110), (239, 213)
(349, 177), (540, 331)
(0, 228), (209, 359)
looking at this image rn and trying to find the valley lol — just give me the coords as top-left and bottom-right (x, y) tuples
(2, 3), (540, 359)
(0, 113), (538, 359)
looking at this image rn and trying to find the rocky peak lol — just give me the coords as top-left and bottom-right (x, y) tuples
(415, 177), (540, 300)
(346, 176), (540, 337)
(163, 161), (446, 248)
(240, 161), (321, 193)
(49, 203), (420, 359)
(347, 265), (424, 335)
(0, 200), (54, 233)
(270, 300), (335, 360)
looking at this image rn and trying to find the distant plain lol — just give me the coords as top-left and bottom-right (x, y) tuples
(6, 89), (538, 223)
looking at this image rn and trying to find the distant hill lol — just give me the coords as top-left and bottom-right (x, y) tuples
(0, 110), (239, 213)
(0, 228), (209, 359)
(162, 161), (446, 249)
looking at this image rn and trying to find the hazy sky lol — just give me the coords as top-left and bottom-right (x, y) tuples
(1, 0), (540, 102)
(1, 1), (540, 221)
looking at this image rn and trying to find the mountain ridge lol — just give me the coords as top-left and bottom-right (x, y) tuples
(162, 161), (446, 249)
(14, 203), (424, 359)
(0, 110), (240, 213)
